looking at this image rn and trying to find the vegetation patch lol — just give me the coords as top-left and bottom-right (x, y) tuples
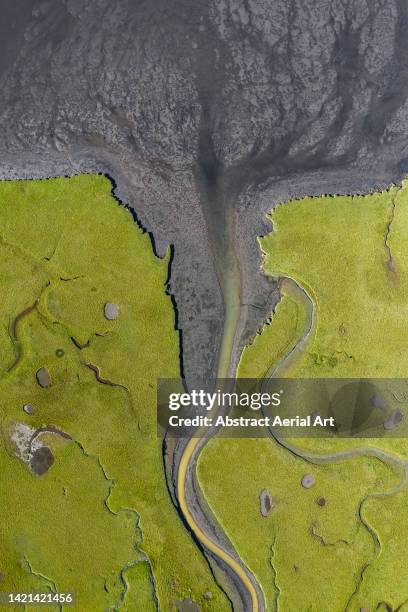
(0, 175), (228, 610)
(200, 181), (408, 610)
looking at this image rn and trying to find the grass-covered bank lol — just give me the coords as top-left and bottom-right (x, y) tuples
(0, 174), (228, 611)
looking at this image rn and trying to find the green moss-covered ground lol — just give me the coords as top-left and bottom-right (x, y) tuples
(0, 175), (228, 611)
(237, 278), (309, 380)
(199, 181), (408, 610)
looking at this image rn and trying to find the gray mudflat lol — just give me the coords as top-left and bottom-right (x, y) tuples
(0, 0), (407, 386)
(301, 475), (316, 489)
(104, 302), (119, 320)
(36, 367), (51, 388)
(384, 409), (404, 430)
(23, 403), (35, 415)
(260, 489), (273, 517)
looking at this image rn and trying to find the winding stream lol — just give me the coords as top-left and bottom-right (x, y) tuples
(176, 205), (265, 611)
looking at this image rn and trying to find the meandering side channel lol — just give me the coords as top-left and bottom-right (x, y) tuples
(263, 275), (408, 609)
